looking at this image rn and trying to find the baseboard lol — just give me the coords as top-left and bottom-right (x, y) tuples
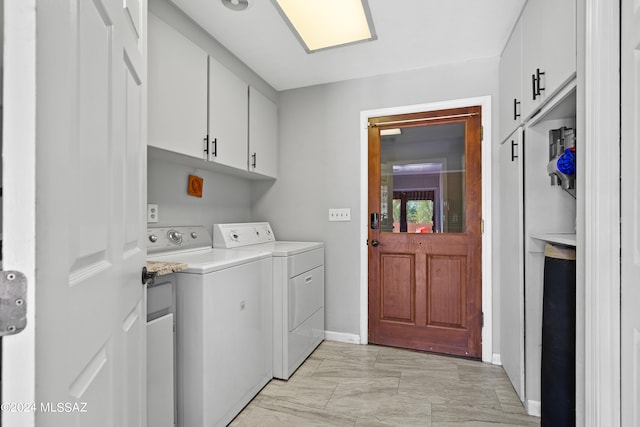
(526, 400), (541, 417)
(492, 353), (502, 365)
(324, 330), (361, 344)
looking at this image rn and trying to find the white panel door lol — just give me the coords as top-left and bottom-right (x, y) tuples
(498, 129), (525, 401)
(621, 0), (640, 423)
(249, 86), (278, 178)
(208, 56), (249, 170)
(2, 0), (148, 425)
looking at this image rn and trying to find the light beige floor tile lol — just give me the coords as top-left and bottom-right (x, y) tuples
(260, 376), (338, 409)
(431, 403), (540, 426)
(232, 341), (539, 426)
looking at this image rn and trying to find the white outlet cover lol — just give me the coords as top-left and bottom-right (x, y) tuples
(147, 204), (159, 223)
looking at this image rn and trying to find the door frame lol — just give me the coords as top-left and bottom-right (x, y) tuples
(2, 1), (37, 424)
(359, 96), (493, 363)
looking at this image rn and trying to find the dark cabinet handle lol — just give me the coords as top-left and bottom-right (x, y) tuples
(511, 140), (518, 161)
(513, 98), (521, 120)
(251, 153), (257, 169)
(533, 68), (546, 100)
(212, 138), (217, 157)
(203, 135), (209, 154)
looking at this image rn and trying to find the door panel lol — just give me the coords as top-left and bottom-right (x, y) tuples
(368, 107), (482, 358)
(20, 0), (148, 425)
(380, 254), (415, 323)
(428, 255), (466, 328)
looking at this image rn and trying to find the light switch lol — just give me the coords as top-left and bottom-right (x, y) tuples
(329, 208), (351, 222)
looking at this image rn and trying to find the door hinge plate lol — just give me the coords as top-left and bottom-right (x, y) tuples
(481, 312), (484, 328)
(0, 271), (28, 336)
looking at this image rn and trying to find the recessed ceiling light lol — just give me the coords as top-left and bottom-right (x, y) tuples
(222, 0), (249, 11)
(272, 0), (377, 53)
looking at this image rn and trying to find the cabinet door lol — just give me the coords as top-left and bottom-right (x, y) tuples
(499, 129), (525, 401)
(148, 14), (208, 159)
(499, 19), (522, 143)
(521, 0), (576, 120)
(249, 87), (278, 178)
(208, 56), (249, 171)
(147, 313), (175, 427)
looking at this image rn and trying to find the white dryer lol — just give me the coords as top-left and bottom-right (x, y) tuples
(214, 222), (325, 380)
(147, 226), (273, 427)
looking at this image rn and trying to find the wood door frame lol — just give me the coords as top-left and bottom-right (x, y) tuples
(359, 96), (493, 363)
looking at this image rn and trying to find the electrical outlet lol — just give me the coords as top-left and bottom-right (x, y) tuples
(147, 204), (159, 223)
(329, 208), (351, 222)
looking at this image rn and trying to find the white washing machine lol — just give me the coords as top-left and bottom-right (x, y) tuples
(213, 222), (324, 380)
(147, 226), (273, 427)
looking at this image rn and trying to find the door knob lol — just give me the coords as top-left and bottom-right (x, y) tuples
(371, 239), (380, 247)
(141, 266), (158, 286)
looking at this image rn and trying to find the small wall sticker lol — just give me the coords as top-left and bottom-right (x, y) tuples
(187, 174), (203, 198)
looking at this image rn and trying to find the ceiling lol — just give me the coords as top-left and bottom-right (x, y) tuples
(169, 0), (526, 91)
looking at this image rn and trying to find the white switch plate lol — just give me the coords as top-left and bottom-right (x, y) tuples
(147, 204), (159, 223)
(329, 208), (351, 222)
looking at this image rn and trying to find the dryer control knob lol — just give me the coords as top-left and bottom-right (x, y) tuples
(190, 232), (198, 239)
(149, 235), (158, 243)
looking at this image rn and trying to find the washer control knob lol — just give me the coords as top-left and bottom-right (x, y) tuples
(148, 234), (158, 243)
(190, 232), (198, 239)
(167, 230), (183, 244)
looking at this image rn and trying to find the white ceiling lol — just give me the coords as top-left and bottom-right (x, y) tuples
(169, 0), (526, 91)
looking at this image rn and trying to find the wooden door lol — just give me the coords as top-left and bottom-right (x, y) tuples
(3, 0), (148, 425)
(368, 106), (482, 358)
(621, 0), (640, 423)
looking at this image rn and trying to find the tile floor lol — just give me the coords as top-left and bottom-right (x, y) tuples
(230, 340), (540, 426)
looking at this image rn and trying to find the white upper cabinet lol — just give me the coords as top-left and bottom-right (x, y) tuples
(520, 0), (576, 120)
(208, 56), (249, 171)
(148, 14), (208, 159)
(499, 20), (522, 143)
(248, 87), (278, 179)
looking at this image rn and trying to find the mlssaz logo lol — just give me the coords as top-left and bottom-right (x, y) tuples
(40, 402), (88, 413)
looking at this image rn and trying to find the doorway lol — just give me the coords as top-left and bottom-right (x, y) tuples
(367, 106), (482, 358)
(359, 97), (492, 362)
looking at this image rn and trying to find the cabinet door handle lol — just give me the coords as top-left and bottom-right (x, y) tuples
(212, 137), (217, 157)
(513, 98), (521, 120)
(511, 140), (518, 161)
(251, 152), (257, 169)
(533, 68), (546, 100)
(203, 135), (209, 155)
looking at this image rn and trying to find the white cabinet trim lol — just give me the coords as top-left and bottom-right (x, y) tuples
(582, 0), (621, 425)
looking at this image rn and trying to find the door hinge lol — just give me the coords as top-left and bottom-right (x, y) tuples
(481, 312), (484, 328)
(481, 219), (484, 234)
(481, 126), (484, 141)
(0, 271), (28, 336)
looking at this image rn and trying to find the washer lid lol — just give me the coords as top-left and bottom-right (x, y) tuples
(147, 248), (271, 274)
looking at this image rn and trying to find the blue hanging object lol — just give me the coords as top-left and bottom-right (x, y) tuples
(557, 148), (576, 175)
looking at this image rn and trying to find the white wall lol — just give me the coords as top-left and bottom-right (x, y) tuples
(147, 149), (252, 234)
(251, 57), (502, 352)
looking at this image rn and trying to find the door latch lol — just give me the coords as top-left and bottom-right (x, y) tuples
(0, 271), (28, 336)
